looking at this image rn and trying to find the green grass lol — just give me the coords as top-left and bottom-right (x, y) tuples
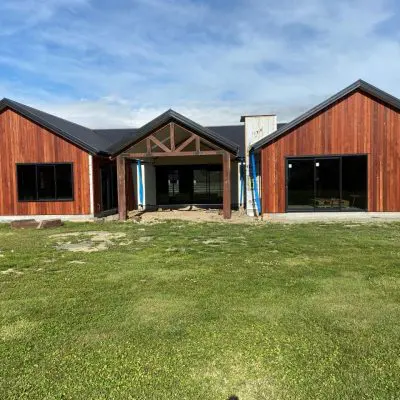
(1, 221), (400, 399)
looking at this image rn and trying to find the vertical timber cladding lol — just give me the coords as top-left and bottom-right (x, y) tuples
(261, 91), (400, 213)
(0, 108), (91, 215)
(243, 115), (277, 216)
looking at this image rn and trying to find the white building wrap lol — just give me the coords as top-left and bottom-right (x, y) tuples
(243, 115), (277, 216)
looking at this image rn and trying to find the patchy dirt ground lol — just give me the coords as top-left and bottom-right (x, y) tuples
(128, 209), (257, 224)
(50, 231), (132, 252)
(116, 209), (400, 225)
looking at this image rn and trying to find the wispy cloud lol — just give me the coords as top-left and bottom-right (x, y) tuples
(0, 0), (399, 127)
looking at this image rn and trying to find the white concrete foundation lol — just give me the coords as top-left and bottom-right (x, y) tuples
(0, 214), (94, 223)
(263, 212), (400, 223)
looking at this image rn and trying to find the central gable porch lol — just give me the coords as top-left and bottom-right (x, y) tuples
(114, 110), (239, 219)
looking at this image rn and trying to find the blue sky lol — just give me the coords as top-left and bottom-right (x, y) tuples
(0, 0), (399, 127)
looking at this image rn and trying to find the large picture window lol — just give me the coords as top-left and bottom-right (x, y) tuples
(286, 155), (367, 212)
(17, 163), (74, 201)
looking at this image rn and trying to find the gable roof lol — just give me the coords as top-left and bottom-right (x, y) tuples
(112, 109), (239, 156)
(0, 98), (243, 157)
(0, 98), (112, 155)
(93, 128), (141, 154)
(207, 125), (245, 158)
(251, 79), (400, 151)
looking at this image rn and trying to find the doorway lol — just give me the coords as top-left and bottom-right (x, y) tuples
(100, 164), (118, 211)
(286, 155), (367, 211)
(155, 165), (223, 206)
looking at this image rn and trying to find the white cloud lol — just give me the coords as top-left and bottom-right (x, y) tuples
(0, 0), (399, 127)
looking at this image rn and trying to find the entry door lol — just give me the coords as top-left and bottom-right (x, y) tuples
(287, 157), (344, 211)
(287, 159), (315, 211)
(101, 164), (117, 211)
(192, 167), (223, 204)
(156, 167), (193, 205)
(314, 158), (340, 210)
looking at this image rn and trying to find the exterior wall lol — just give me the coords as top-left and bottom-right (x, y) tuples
(0, 109), (91, 216)
(261, 91), (400, 213)
(230, 161), (239, 208)
(88, 155), (94, 215)
(126, 160), (135, 212)
(143, 163), (157, 208)
(244, 116), (277, 216)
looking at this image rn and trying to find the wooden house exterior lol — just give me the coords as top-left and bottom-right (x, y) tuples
(252, 80), (400, 214)
(2, 79), (400, 220)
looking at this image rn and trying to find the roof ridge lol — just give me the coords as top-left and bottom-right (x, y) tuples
(112, 108), (239, 155)
(5, 98), (102, 135)
(0, 98), (109, 154)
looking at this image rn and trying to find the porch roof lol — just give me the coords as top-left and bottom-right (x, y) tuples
(110, 109), (239, 156)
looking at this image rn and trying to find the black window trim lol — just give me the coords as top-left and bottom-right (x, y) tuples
(16, 162), (74, 202)
(285, 153), (368, 212)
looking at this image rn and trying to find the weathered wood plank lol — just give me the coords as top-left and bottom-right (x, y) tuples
(123, 150), (224, 158)
(175, 134), (196, 152)
(117, 155), (127, 220)
(222, 151), (231, 219)
(170, 123), (175, 151)
(149, 134), (171, 152)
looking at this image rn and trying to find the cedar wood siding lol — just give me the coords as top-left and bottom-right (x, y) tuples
(261, 91), (400, 213)
(0, 108), (91, 215)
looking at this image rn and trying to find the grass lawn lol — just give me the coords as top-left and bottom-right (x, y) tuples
(1, 221), (400, 399)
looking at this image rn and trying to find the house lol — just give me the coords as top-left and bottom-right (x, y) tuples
(251, 79), (400, 214)
(0, 100), (245, 220)
(1, 79), (400, 221)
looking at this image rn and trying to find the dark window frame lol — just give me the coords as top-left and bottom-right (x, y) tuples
(285, 154), (368, 212)
(16, 163), (74, 202)
(155, 164), (223, 205)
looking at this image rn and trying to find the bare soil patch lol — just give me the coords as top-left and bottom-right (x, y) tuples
(50, 231), (128, 252)
(131, 209), (257, 224)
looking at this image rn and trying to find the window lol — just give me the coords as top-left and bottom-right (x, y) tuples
(17, 163), (73, 201)
(286, 155), (367, 211)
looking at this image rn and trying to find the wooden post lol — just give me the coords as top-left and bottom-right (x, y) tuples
(170, 123), (175, 151)
(222, 151), (231, 219)
(117, 155), (127, 220)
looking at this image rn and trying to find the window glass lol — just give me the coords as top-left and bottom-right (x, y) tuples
(17, 165), (37, 201)
(17, 163), (73, 201)
(55, 164), (73, 200)
(37, 165), (56, 199)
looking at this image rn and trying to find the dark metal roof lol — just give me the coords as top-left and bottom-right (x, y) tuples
(0, 98), (242, 157)
(207, 125), (245, 158)
(113, 109), (239, 156)
(0, 98), (111, 155)
(93, 128), (141, 154)
(251, 79), (400, 151)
